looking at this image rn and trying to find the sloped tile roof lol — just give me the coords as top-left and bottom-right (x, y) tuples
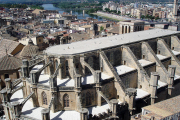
(0, 39), (20, 58)
(20, 44), (39, 58)
(143, 95), (180, 117)
(0, 55), (22, 70)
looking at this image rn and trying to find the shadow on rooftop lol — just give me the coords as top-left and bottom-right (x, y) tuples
(51, 111), (64, 120)
(11, 98), (23, 102)
(58, 78), (71, 86)
(21, 107), (37, 115)
(39, 78), (49, 84)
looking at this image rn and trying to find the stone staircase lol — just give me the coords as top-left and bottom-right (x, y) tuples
(11, 86), (23, 96)
(21, 92), (34, 106)
(29, 56), (44, 69)
(100, 51), (126, 92)
(12, 78), (22, 88)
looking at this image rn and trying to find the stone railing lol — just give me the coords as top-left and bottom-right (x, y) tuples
(37, 84), (50, 90)
(58, 86), (74, 91)
(29, 58), (44, 67)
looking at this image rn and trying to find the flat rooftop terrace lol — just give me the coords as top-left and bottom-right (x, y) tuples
(45, 29), (180, 56)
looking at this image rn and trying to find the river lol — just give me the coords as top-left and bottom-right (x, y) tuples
(42, 4), (103, 21)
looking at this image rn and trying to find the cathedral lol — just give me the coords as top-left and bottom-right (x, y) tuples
(2, 29), (180, 120)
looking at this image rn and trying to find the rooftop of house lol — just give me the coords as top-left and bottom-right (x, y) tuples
(0, 39), (23, 58)
(45, 29), (180, 56)
(142, 95), (180, 118)
(0, 54), (22, 71)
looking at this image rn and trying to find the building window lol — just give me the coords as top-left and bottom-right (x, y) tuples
(142, 55), (145, 59)
(129, 26), (131, 33)
(123, 60), (126, 65)
(125, 26), (127, 33)
(65, 60), (69, 77)
(55, 60), (59, 75)
(110, 52), (114, 65)
(42, 91), (47, 105)
(87, 57), (93, 74)
(122, 26), (124, 34)
(63, 94), (69, 107)
(86, 92), (91, 106)
(124, 79), (130, 88)
(4, 74), (9, 79)
(103, 85), (110, 98)
(39, 39), (41, 42)
(88, 57), (93, 68)
(76, 64), (80, 74)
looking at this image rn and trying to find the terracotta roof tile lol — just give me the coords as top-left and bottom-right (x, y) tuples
(0, 39), (20, 58)
(0, 55), (22, 70)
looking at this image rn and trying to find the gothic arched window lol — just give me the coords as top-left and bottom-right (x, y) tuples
(87, 57), (93, 74)
(110, 52), (114, 65)
(88, 57), (93, 68)
(55, 60), (59, 75)
(63, 94), (69, 107)
(103, 85), (110, 98)
(86, 92), (91, 106)
(42, 91), (47, 105)
(65, 60), (69, 76)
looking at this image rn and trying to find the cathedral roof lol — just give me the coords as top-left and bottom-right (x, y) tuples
(0, 55), (22, 70)
(45, 29), (180, 56)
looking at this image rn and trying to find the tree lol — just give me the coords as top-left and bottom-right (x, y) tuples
(117, 11), (121, 14)
(105, 8), (110, 12)
(100, 26), (104, 32)
(155, 16), (160, 20)
(141, 15), (145, 19)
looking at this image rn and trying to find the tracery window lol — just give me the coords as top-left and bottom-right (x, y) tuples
(65, 60), (69, 76)
(87, 57), (93, 74)
(42, 91), (47, 105)
(124, 79), (130, 88)
(88, 57), (93, 68)
(103, 85), (110, 98)
(86, 92), (91, 106)
(110, 52), (114, 65)
(63, 94), (69, 107)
